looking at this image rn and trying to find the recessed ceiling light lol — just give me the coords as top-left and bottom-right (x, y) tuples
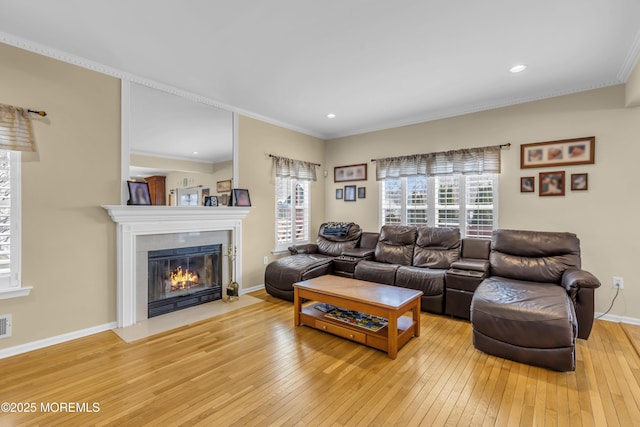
(327, 113), (336, 119)
(192, 151), (198, 155)
(509, 64), (527, 73)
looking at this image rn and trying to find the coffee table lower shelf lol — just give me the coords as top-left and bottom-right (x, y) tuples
(299, 305), (416, 355)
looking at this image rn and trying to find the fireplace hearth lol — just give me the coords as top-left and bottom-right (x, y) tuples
(147, 244), (223, 318)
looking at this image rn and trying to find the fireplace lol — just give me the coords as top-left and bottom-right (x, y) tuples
(147, 244), (223, 317)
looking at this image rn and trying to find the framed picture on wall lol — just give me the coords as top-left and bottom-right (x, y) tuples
(336, 188), (343, 199)
(521, 136), (595, 169)
(520, 176), (535, 193)
(334, 163), (367, 182)
(571, 173), (588, 191)
(539, 171), (565, 196)
(344, 185), (357, 201)
(217, 179), (232, 192)
(358, 187), (366, 198)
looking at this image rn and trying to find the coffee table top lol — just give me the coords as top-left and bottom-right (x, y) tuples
(294, 275), (422, 309)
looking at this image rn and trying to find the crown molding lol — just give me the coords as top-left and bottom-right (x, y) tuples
(618, 28), (640, 82)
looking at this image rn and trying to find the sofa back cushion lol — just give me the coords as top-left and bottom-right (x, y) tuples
(316, 222), (362, 257)
(412, 227), (461, 268)
(374, 225), (417, 266)
(490, 229), (581, 283)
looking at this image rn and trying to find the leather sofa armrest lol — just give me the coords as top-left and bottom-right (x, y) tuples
(562, 268), (601, 291)
(342, 247), (375, 259)
(288, 243), (318, 255)
(450, 259), (489, 273)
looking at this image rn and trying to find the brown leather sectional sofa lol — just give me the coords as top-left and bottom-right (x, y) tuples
(264, 223), (601, 371)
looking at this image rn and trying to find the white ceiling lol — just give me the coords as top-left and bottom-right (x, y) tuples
(1, 0), (639, 140)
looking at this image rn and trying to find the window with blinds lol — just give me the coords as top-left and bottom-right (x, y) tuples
(275, 177), (309, 250)
(380, 173), (497, 238)
(0, 149), (20, 287)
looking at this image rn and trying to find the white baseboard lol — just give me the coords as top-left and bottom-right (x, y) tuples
(0, 321), (118, 360)
(595, 313), (640, 325)
(240, 283), (265, 294)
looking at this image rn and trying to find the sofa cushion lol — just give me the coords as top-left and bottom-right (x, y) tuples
(471, 276), (577, 349)
(396, 266), (445, 297)
(412, 227), (460, 268)
(315, 222), (362, 256)
(354, 260), (399, 285)
(374, 225), (417, 266)
(490, 229), (581, 283)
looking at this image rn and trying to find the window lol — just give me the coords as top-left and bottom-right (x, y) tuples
(380, 174), (498, 238)
(0, 149), (29, 298)
(275, 177), (310, 251)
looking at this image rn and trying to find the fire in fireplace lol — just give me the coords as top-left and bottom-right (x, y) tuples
(147, 244), (223, 318)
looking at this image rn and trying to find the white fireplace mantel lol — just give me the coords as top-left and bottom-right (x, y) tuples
(103, 205), (250, 327)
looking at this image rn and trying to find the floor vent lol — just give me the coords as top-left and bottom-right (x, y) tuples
(0, 314), (11, 338)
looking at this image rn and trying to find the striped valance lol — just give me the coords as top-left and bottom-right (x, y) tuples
(0, 104), (36, 152)
(272, 155), (318, 181)
(374, 145), (501, 180)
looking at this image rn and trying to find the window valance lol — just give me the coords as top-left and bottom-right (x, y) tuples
(271, 154), (319, 181)
(0, 104), (37, 152)
(373, 145), (502, 180)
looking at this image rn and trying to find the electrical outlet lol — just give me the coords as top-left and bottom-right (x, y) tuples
(264, 256), (269, 265)
(613, 276), (624, 289)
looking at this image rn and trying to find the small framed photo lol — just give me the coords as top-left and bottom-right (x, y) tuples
(127, 181), (152, 205)
(217, 179), (232, 193)
(539, 171), (565, 196)
(204, 196), (218, 206)
(220, 194), (229, 206)
(334, 163), (367, 182)
(520, 177), (535, 193)
(336, 188), (343, 199)
(344, 185), (357, 201)
(233, 188), (251, 206)
(571, 173), (588, 191)
(358, 187), (366, 198)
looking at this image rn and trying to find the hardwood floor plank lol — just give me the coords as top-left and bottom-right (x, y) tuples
(1, 291), (640, 426)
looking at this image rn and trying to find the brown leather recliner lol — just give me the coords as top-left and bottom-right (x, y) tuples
(470, 229), (601, 371)
(264, 222), (362, 300)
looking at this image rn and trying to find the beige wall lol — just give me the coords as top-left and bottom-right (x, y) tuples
(237, 116), (325, 288)
(0, 43), (121, 349)
(626, 60), (640, 107)
(326, 85), (640, 320)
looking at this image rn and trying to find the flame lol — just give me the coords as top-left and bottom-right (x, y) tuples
(170, 266), (199, 290)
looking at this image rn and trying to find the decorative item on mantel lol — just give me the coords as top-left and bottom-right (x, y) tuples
(224, 246), (239, 302)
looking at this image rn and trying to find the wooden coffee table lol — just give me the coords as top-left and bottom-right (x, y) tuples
(293, 275), (422, 359)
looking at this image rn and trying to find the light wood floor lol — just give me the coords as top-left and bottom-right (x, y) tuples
(1, 290), (639, 426)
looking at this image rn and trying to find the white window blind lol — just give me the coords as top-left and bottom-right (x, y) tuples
(275, 177), (309, 251)
(0, 149), (21, 289)
(380, 174), (497, 238)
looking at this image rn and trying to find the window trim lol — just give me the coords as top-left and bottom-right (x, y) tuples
(0, 150), (31, 299)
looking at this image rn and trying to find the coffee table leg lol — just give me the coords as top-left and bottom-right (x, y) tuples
(293, 287), (301, 326)
(387, 312), (398, 359)
(413, 301), (421, 337)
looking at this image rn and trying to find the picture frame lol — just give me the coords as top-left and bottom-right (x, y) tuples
(334, 163), (367, 182)
(344, 185), (357, 201)
(204, 196), (218, 206)
(520, 176), (535, 193)
(571, 173), (589, 191)
(220, 194), (229, 206)
(336, 188), (343, 199)
(521, 136), (595, 169)
(539, 171), (565, 196)
(232, 188), (251, 206)
(127, 181), (152, 205)
(217, 179), (232, 193)
(358, 187), (366, 199)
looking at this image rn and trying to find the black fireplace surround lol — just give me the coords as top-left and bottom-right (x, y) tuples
(147, 244), (223, 318)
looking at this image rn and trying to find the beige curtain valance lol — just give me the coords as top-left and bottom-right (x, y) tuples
(0, 104), (37, 152)
(271, 154), (319, 181)
(374, 145), (502, 180)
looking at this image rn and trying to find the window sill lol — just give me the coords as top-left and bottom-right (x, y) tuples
(0, 286), (33, 300)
